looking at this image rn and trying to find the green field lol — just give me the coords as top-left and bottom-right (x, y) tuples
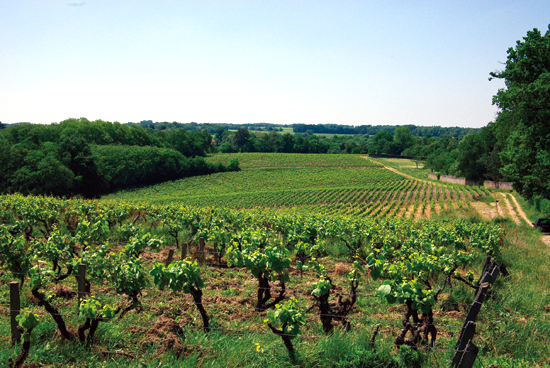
(1, 153), (549, 368)
(107, 153), (484, 219)
(205, 153), (380, 168)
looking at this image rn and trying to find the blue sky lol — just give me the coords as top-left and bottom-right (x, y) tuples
(1, 1), (549, 127)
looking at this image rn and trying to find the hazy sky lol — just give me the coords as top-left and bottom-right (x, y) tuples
(1, 1), (549, 127)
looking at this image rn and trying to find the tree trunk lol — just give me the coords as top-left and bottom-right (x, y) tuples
(190, 286), (209, 332)
(267, 323), (296, 362)
(32, 289), (73, 341)
(10, 328), (33, 368)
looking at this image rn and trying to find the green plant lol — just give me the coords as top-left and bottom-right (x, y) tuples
(265, 297), (306, 360)
(78, 296), (118, 344)
(9, 309), (41, 368)
(150, 258), (209, 331)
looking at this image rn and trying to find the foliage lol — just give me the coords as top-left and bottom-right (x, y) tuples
(265, 297), (306, 338)
(0, 118), (238, 197)
(490, 25), (550, 201)
(16, 309), (41, 341)
(79, 296), (117, 320)
(150, 258), (204, 293)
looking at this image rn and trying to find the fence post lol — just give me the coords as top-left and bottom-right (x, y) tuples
(198, 237), (205, 265)
(77, 263), (86, 312)
(465, 282), (489, 324)
(10, 281), (21, 345)
(165, 248), (175, 266)
(452, 321), (476, 367)
(457, 340), (479, 368)
(181, 242), (188, 260)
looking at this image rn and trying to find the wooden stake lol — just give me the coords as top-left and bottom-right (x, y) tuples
(10, 281), (21, 345)
(165, 248), (175, 266)
(77, 263), (86, 311)
(198, 237), (205, 265)
(181, 242), (188, 260)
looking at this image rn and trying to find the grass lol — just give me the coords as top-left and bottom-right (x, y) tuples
(371, 157), (433, 181)
(206, 153), (380, 169)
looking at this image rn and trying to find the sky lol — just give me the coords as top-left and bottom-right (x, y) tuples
(1, 1), (549, 128)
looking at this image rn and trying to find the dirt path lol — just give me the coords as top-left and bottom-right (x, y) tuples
(396, 202), (408, 217)
(361, 156), (419, 181)
(508, 193), (531, 225)
(413, 203), (424, 221)
(424, 203), (432, 219)
(498, 193), (520, 225)
(506, 193), (550, 246)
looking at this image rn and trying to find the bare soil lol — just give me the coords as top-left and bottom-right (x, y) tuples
(404, 203), (415, 219)
(470, 202), (497, 220)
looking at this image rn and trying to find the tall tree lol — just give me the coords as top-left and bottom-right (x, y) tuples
(490, 25), (550, 199)
(233, 128), (252, 152)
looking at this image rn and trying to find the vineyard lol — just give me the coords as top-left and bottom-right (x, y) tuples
(1, 154), (550, 367)
(106, 153), (489, 220)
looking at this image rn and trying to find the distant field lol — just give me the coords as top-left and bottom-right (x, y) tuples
(105, 153), (484, 220)
(206, 153), (381, 168)
(226, 127), (352, 137)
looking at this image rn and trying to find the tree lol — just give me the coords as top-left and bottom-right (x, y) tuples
(233, 128), (252, 152)
(394, 127), (414, 153)
(278, 133), (295, 153)
(490, 25), (550, 199)
(369, 131), (398, 155)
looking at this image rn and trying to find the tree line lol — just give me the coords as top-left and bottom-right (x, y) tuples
(126, 120), (477, 137)
(0, 118), (509, 198)
(0, 118), (239, 198)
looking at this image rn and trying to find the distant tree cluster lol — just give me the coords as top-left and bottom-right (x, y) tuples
(292, 124), (478, 138)
(0, 118), (238, 198)
(130, 120), (478, 138)
(133, 121), (283, 134)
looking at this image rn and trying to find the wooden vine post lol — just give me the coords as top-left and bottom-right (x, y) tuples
(198, 237), (205, 265)
(181, 242), (188, 260)
(10, 281), (21, 345)
(165, 248), (175, 266)
(77, 263), (86, 312)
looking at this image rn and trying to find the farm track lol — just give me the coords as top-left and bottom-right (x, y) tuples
(508, 192), (531, 225)
(505, 192), (550, 246)
(499, 193), (520, 225)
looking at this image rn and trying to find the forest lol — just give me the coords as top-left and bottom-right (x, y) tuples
(0, 119), (239, 198)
